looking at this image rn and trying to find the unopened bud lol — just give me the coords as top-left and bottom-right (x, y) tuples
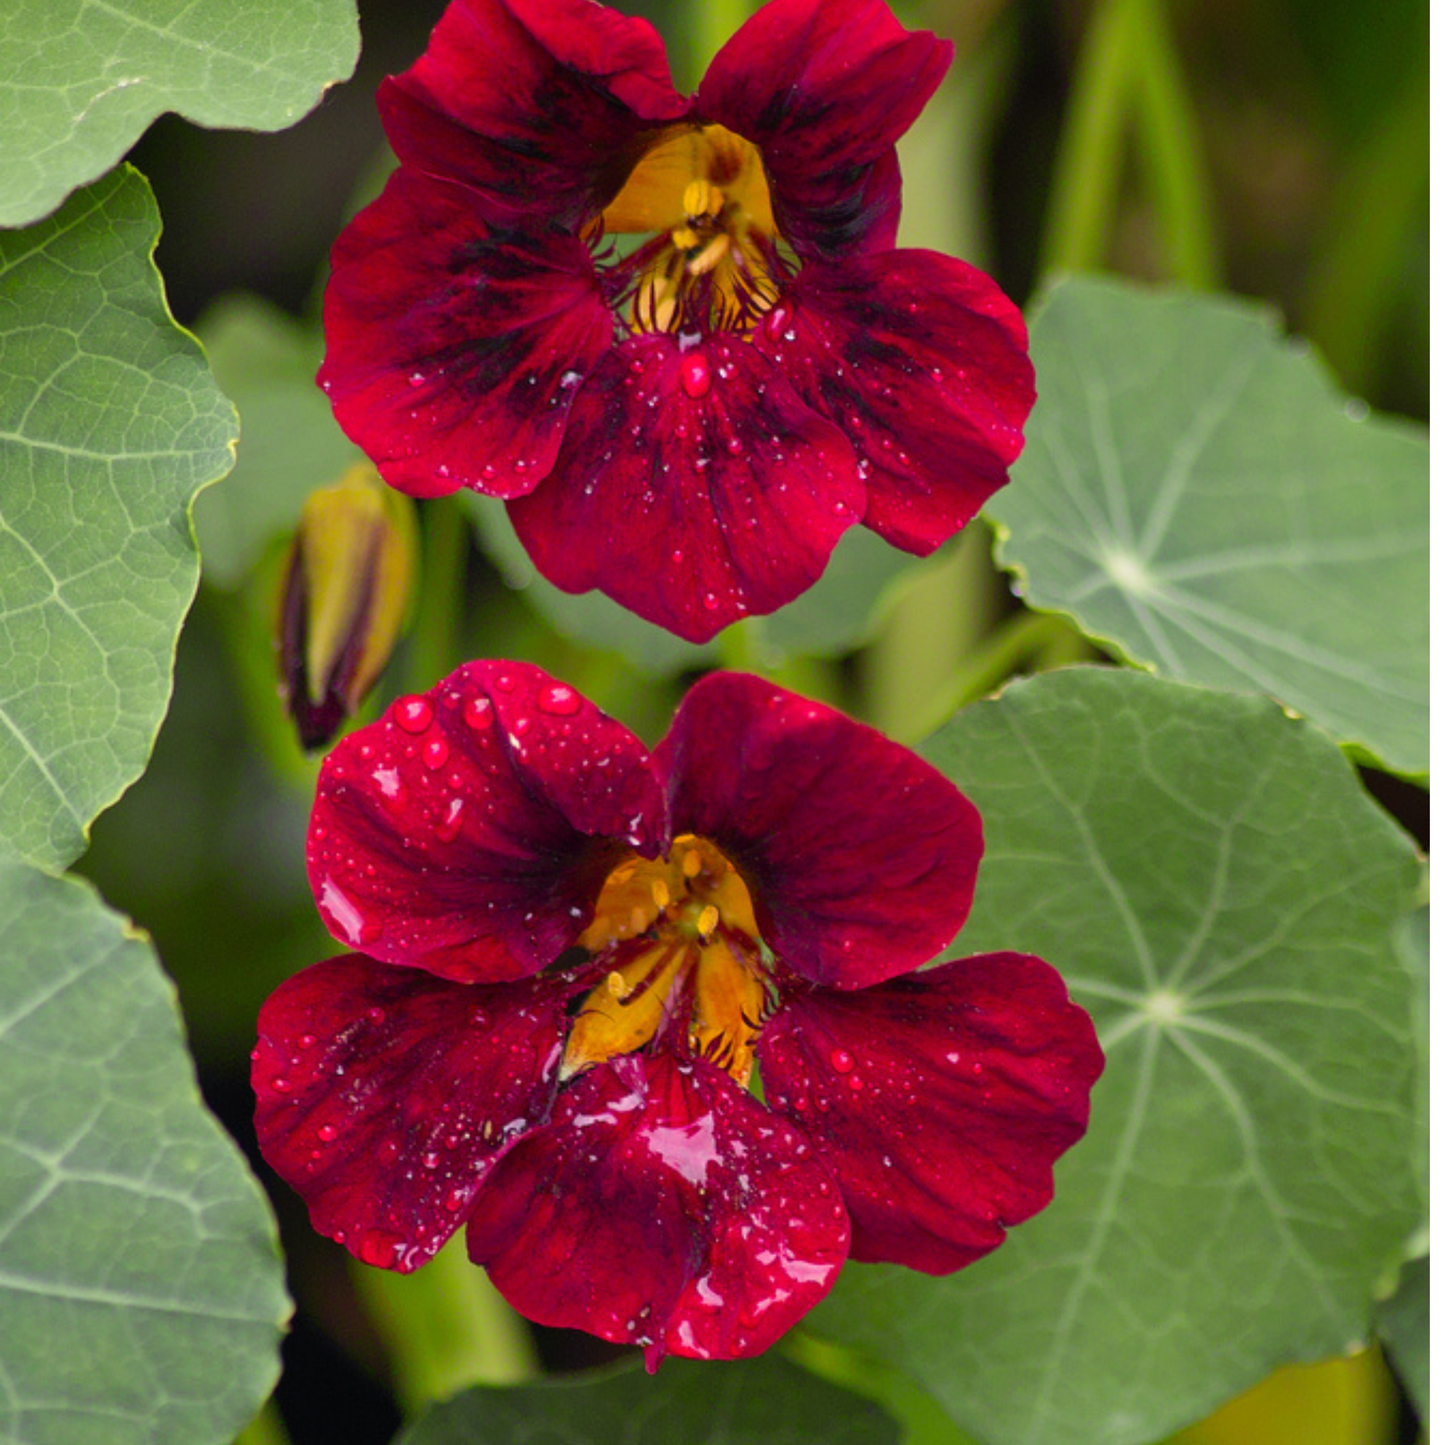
(278, 463), (418, 749)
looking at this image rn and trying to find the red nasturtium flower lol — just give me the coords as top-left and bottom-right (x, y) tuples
(253, 663), (1102, 1366)
(318, 0), (1035, 643)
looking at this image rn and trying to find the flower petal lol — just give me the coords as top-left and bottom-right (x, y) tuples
(308, 661), (668, 983)
(380, 0), (685, 229)
(319, 167), (614, 500)
(507, 334), (861, 643)
(253, 953), (567, 1273)
(759, 953), (1103, 1273)
(466, 1052), (849, 1365)
(764, 251), (1035, 552)
(654, 672), (983, 987)
(698, 0), (949, 256)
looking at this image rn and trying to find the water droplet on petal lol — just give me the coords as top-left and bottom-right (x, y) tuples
(393, 696), (433, 733)
(464, 696), (493, 729)
(317, 1124), (338, 1143)
(367, 1006), (387, 1025)
(829, 1049), (854, 1073)
(538, 683), (581, 716)
(679, 354), (711, 398)
(422, 735), (450, 770)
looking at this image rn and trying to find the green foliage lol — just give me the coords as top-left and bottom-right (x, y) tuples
(0, 860), (288, 1445)
(990, 278), (1428, 777)
(397, 1355), (903, 1445)
(193, 294), (364, 588)
(1375, 1256), (1428, 1426)
(0, 0), (359, 227)
(812, 667), (1423, 1445)
(0, 167), (237, 871)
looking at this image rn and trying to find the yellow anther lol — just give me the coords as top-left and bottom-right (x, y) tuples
(670, 225), (701, 252)
(682, 178), (724, 219)
(682, 849), (702, 879)
(651, 879), (671, 910)
(629, 906), (648, 934)
(606, 970), (627, 999)
(685, 233), (731, 278)
(696, 904), (720, 939)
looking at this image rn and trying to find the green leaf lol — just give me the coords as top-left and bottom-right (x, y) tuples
(812, 667), (1422, 1445)
(989, 277), (1428, 777)
(0, 166), (237, 870)
(0, 0), (359, 228)
(0, 859), (288, 1445)
(467, 493), (922, 673)
(1376, 1256), (1428, 1425)
(193, 294), (363, 588)
(397, 1356), (902, 1445)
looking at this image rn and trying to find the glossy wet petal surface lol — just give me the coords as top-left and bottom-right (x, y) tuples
(308, 661), (667, 983)
(656, 671), (983, 986)
(465, 1052), (849, 1365)
(253, 953), (567, 1272)
(759, 952), (1103, 1272)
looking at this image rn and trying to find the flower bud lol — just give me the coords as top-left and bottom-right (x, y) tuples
(278, 463), (418, 749)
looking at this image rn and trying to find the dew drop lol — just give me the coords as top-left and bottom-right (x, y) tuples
(393, 695), (433, 733)
(702, 592), (720, 611)
(422, 735), (450, 770)
(464, 696), (493, 729)
(679, 353), (711, 398)
(317, 1123), (338, 1143)
(367, 1006), (387, 1025)
(271, 1075), (292, 1094)
(829, 1049), (854, 1073)
(538, 683), (581, 716)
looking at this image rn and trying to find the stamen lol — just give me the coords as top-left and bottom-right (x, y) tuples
(682, 178), (725, 219)
(685, 234), (731, 278)
(696, 904), (719, 939)
(682, 849), (702, 879)
(651, 879), (671, 910)
(606, 970), (626, 999)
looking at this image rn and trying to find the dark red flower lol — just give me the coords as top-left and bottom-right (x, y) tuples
(319, 0), (1035, 642)
(254, 663), (1101, 1365)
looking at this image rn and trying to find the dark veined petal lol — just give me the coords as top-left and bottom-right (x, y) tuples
(654, 672), (983, 988)
(319, 167), (614, 501)
(762, 250), (1034, 553)
(507, 333), (861, 643)
(697, 0), (949, 256)
(253, 954), (567, 1273)
(380, 0), (686, 229)
(759, 953), (1103, 1273)
(465, 1052), (849, 1367)
(308, 661), (668, 983)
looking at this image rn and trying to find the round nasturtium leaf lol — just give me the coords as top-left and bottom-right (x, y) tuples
(0, 861), (288, 1445)
(0, 0), (359, 227)
(811, 667), (1423, 1445)
(0, 166), (238, 871)
(397, 1355), (902, 1445)
(989, 277), (1427, 778)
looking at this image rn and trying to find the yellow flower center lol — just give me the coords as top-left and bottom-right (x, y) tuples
(563, 834), (767, 1086)
(595, 124), (782, 335)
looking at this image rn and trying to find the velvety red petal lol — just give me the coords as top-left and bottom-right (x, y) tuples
(253, 954), (567, 1273)
(319, 167), (613, 501)
(308, 661), (668, 983)
(759, 953), (1103, 1273)
(507, 333), (861, 643)
(654, 672), (983, 988)
(465, 1052), (849, 1365)
(380, 0), (685, 229)
(763, 251), (1035, 553)
(697, 0), (949, 256)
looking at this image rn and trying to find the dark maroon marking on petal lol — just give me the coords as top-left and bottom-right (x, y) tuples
(697, 0), (949, 258)
(508, 333), (861, 644)
(465, 1052), (849, 1366)
(253, 953), (568, 1273)
(379, 0), (686, 230)
(655, 672), (982, 988)
(319, 167), (613, 501)
(762, 251), (1034, 553)
(759, 953), (1103, 1273)
(308, 661), (668, 983)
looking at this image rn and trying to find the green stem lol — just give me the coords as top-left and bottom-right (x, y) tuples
(905, 609), (1078, 744)
(233, 1397), (291, 1445)
(1039, 0), (1140, 277)
(352, 1235), (539, 1416)
(1302, 52), (1427, 397)
(1131, 0), (1222, 289)
(716, 617), (767, 673)
(405, 495), (469, 692)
